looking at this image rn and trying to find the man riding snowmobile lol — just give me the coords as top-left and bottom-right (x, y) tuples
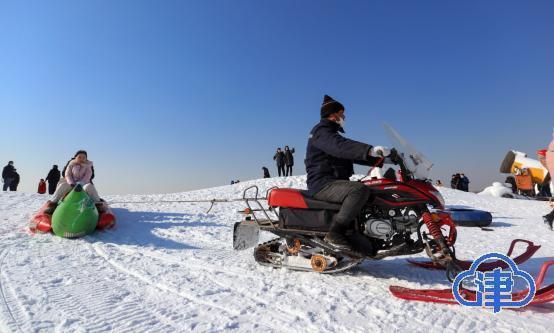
(306, 95), (390, 250)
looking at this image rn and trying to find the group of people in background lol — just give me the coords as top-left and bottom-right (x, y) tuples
(261, 146), (296, 179)
(273, 146), (295, 177)
(451, 173), (470, 192)
(2, 162), (62, 194)
(2, 161), (20, 191)
(2, 151), (99, 208)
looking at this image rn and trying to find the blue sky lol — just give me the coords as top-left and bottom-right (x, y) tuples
(1, 0), (553, 194)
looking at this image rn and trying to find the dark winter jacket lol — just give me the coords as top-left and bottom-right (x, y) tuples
(46, 167), (61, 184)
(262, 167), (270, 178)
(2, 165), (16, 179)
(273, 151), (285, 166)
(12, 172), (20, 186)
(284, 148), (295, 166)
(459, 176), (469, 191)
(305, 119), (383, 195)
(451, 175), (460, 189)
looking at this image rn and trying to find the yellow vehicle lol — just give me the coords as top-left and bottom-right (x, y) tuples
(500, 150), (550, 195)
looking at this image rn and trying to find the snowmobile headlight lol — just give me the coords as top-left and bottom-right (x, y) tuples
(429, 190), (445, 208)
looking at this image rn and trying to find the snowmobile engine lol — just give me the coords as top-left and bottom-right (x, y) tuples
(363, 215), (419, 241)
(364, 219), (393, 240)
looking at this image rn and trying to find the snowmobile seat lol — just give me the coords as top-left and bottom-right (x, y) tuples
(268, 188), (341, 211)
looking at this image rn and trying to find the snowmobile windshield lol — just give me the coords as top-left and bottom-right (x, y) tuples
(384, 123), (434, 180)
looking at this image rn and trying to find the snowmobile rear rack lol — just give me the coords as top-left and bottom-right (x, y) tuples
(241, 185), (279, 229)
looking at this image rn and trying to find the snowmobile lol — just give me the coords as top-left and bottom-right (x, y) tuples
(233, 151), (462, 280)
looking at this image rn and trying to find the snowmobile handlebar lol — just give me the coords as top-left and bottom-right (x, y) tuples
(366, 147), (415, 182)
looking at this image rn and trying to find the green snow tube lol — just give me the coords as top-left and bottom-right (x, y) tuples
(51, 184), (98, 238)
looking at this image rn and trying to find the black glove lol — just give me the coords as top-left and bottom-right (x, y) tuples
(388, 148), (402, 165)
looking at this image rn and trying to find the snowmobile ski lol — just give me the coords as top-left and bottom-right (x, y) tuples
(389, 260), (554, 307)
(407, 239), (540, 271)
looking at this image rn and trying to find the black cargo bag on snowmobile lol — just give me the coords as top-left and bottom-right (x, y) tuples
(278, 208), (335, 231)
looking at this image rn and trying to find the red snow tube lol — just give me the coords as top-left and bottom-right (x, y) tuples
(30, 201), (55, 233)
(96, 201), (116, 229)
(29, 200), (116, 234)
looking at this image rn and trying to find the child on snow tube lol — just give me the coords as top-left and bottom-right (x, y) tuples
(45, 150), (100, 214)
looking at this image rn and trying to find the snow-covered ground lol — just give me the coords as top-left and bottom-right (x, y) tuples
(0, 176), (553, 333)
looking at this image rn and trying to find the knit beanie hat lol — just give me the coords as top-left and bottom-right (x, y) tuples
(320, 95), (344, 118)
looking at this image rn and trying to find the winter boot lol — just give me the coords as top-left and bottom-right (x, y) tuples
(44, 201), (58, 215)
(324, 221), (352, 251)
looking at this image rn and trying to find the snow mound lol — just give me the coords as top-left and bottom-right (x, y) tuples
(479, 182), (514, 198)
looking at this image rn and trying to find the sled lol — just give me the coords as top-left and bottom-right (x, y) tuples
(442, 208), (492, 227)
(30, 192), (116, 235)
(407, 239), (540, 271)
(390, 260), (554, 307)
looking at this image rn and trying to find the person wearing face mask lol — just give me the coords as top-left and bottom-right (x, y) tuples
(45, 150), (101, 214)
(305, 95), (387, 250)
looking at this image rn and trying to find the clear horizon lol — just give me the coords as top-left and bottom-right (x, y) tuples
(1, 0), (553, 195)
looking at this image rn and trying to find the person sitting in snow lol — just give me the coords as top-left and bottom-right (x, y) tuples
(262, 166), (270, 178)
(45, 150), (101, 214)
(305, 94), (392, 250)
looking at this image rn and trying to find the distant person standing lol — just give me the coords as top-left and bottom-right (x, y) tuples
(45, 165), (61, 194)
(435, 180), (443, 187)
(284, 146), (295, 176)
(10, 169), (20, 191)
(262, 167), (270, 178)
(2, 161), (16, 191)
(450, 174), (460, 189)
(459, 173), (470, 192)
(273, 148), (285, 177)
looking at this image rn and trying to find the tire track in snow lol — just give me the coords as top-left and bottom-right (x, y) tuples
(101, 243), (320, 331)
(28, 240), (180, 333)
(90, 242), (244, 319)
(0, 248), (24, 333)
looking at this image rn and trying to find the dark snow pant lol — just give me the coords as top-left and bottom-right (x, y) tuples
(277, 165), (285, 177)
(285, 165), (293, 176)
(2, 178), (13, 191)
(48, 182), (57, 195)
(313, 180), (371, 229)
